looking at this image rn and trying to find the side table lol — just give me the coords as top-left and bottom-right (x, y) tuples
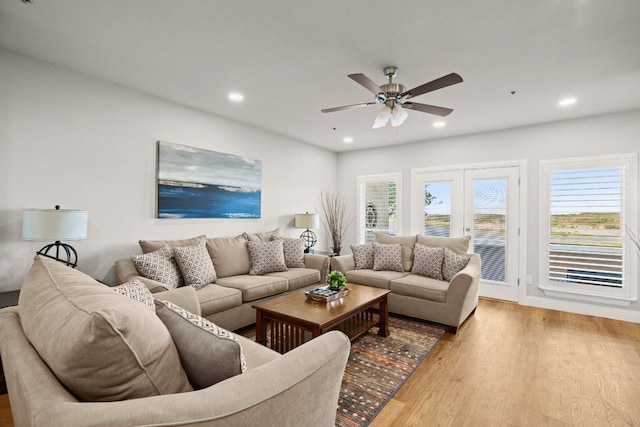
(0, 290), (20, 395)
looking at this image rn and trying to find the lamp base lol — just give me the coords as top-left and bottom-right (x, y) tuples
(300, 229), (317, 254)
(36, 241), (78, 268)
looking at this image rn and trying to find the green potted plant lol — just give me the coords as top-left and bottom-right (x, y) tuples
(327, 270), (347, 291)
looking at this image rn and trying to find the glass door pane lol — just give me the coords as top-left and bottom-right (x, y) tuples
(473, 179), (507, 282)
(424, 182), (452, 237)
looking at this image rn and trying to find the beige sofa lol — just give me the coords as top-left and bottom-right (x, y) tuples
(0, 256), (350, 427)
(331, 234), (481, 333)
(115, 231), (330, 331)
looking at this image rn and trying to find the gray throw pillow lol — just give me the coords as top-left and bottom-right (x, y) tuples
(173, 241), (217, 290)
(442, 247), (471, 281)
(131, 245), (184, 289)
(272, 236), (306, 268)
(154, 300), (247, 389)
(351, 243), (374, 269)
(247, 240), (288, 275)
(411, 244), (445, 280)
(112, 279), (156, 312)
(373, 242), (404, 272)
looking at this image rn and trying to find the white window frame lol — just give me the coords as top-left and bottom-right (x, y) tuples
(356, 173), (403, 244)
(539, 153), (638, 306)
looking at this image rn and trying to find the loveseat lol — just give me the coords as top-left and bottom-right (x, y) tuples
(115, 230), (330, 331)
(0, 256), (350, 427)
(330, 234), (481, 333)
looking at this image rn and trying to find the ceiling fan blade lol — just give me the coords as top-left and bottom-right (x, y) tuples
(321, 102), (377, 113)
(400, 73), (463, 100)
(348, 73), (384, 95)
(403, 102), (454, 117)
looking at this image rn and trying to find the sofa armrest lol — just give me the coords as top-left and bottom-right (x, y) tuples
(0, 308), (350, 427)
(303, 254), (330, 283)
(330, 254), (355, 274)
(115, 259), (171, 292)
(153, 286), (202, 316)
(448, 253), (481, 302)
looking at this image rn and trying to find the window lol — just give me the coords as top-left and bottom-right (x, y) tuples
(357, 173), (402, 243)
(539, 154), (638, 305)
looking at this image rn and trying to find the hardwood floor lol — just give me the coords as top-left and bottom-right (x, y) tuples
(1, 298), (639, 426)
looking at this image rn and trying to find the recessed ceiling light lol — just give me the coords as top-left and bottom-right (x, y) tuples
(558, 97), (576, 107)
(343, 137), (354, 144)
(433, 121), (446, 128)
(228, 92), (244, 103)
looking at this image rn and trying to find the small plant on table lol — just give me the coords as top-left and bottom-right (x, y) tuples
(327, 270), (347, 291)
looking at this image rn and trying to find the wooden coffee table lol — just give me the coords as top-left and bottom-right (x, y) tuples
(252, 283), (390, 353)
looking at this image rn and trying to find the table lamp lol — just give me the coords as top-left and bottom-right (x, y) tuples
(295, 212), (320, 253)
(22, 205), (88, 268)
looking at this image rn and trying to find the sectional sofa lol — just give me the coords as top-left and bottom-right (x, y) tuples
(0, 256), (349, 427)
(330, 234), (481, 333)
(115, 230), (330, 331)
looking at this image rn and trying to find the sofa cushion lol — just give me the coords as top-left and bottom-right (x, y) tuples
(173, 241), (217, 290)
(154, 300), (247, 389)
(19, 256), (192, 401)
(374, 233), (417, 271)
(215, 275), (288, 302)
(244, 228), (283, 242)
(196, 284), (243, 316)
(206, 235), (251, 278)
(267, 268), (321, 291)
(345, 269), (408, 290)
(112, 279), (156, 312)
(373, 242), (404, 272)
(416, 234), (471, 255)
(411, 244), (445, 280)
(247, 240), (288, 275)
(272, 236), (306, 268)
(139, 234), (207, 254)
(390, 274), (449, 303)
(442, 248), (471, 281)
(131, 245), (184, 289)
(351, 243), (374, 270)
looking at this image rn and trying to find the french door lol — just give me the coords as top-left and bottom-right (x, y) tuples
(411, 165), (521, 301)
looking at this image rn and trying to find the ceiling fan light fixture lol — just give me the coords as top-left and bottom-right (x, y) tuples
(372, 105), (392, 129)
(390, 105), (409, 127)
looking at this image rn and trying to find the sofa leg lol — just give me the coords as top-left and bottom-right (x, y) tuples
(446, 325), (458, 334)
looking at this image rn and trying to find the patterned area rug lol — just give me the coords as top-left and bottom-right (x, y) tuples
(335, 316), (446, 427)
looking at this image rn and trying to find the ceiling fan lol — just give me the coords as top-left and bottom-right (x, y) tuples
(321, 66), (463, 129)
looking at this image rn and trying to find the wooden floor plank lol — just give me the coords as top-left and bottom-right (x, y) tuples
(1, 298), (639, 427)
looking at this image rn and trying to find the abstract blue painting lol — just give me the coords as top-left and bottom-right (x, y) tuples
(157, 141), (261, 219)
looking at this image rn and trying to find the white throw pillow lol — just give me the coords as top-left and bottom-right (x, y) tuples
(112, 279), (156, 312)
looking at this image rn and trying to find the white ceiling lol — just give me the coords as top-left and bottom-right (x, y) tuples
(2, 0), (640, 152)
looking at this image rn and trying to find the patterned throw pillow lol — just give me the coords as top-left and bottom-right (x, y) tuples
(411, 244), (445, 280)
(155, 300), (247, 389)
(246, 240), (288, 275)
(272, 236), (306, 268)
(373, 242), (404, 272)
(442, 248), (471, 281)
(173, 242), (217, 290)
(131, 245), (184, 289)
(112, 279), (155, 312)
(351, 243), (374, 269)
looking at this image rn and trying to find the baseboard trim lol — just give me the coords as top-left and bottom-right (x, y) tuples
(520, 295), (640, 323)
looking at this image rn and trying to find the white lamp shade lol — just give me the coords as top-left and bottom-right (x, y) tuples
(22, 209), (88, 241)
(372, 105), (392, 129)
(295, 213), (320, 229)
(390, 105), (409, 127)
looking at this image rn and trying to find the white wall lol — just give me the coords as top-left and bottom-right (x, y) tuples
(337, 109), (640, 320)
(0, 50), (337, 291)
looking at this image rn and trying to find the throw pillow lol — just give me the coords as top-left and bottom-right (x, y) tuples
(411, 244), (445, 280)
(272, 236), (306, 268)
(131, 245), (184, 289)
(112, 279), (156, 312)
(155, 300), (247, 389)
(373, 242), (404, 272)
(416, 235), (471, 255)
(246, 240), (288, 275)
(173, 241), (217, 290)
(442, 247), (471, 281)
(351, 243), (374, 269)
(19, 256), (192, 401)
(374, 233), (418, 271)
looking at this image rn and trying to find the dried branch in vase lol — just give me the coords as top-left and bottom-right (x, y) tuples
(319, 191), (354, 255)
